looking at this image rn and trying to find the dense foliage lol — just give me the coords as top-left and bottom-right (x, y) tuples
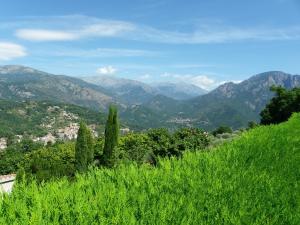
(1, 126), (209, 181)
(102, 106), (119, 167)
(1, 113), (299, 224)
(19, 142), (75, 182)
(0, 100), (105, 138)
(212, 125), (232, 136)
(75, 122), (94, 172)
(260, 86), (300, 125)
(0, 140), (43, 175)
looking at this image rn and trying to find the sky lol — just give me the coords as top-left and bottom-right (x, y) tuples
(0, 0), (300, 90)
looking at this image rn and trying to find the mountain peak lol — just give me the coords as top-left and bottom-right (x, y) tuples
(0, 65), (42, 75)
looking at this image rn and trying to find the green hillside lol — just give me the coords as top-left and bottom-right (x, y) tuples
(1, 114), (299, 224)
(0, 100), (106, 138)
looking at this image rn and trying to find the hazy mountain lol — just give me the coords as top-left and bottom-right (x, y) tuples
(152, 82), (207, 100)
(0, 65), (118, 110)
(83, 75), (156, 104)
(123, 71), (300, 130)
(83, 75), (206, 101)
(1, 66), (299, 130)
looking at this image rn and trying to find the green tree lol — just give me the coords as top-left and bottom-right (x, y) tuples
(15, 166), (26, 183)
(147, 128), (175, 158)
(174, 128), (209, 152)
(260, 86), (300, 125)
(248, 121), (258, 129)
(86, 126), (94, 165)
(102, 105), (119, 167)
(212, 126), (232, 136)
(20, 142), (75, 182)
(75, 122), (89, 172)
(117, 133), (152, 164)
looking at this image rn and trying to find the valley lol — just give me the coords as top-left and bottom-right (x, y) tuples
(1, 65), (299, 132)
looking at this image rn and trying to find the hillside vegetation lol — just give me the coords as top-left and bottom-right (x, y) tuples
(0, 114), (299, 224)
(0, 100), (106, 138)
(2, 66), (300, 130)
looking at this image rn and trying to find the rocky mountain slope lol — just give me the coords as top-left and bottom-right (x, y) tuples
(152, 82), (207, 100)
(0, 65), (117, 110)
(122, 71), (300, 130)
(1, 66), (299, 130)
(185, 71), (300, 129)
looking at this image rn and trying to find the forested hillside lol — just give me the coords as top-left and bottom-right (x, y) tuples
(0, 100), (106, 138)
(1, 66), (300, 130)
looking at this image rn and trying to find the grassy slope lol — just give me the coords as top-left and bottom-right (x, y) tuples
(1, 114), (300, 224)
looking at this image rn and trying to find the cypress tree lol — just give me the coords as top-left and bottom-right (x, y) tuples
(16, 166), (26, 183)
(75, 122), (88, 172)
(86, 126), (94, 165)
(103, 105), (119, 167)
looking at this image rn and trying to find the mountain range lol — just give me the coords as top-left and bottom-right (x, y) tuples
(0, 65), (299, 130)
(82, 75), (207, 103)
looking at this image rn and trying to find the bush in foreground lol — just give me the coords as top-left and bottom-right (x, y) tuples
(1, 114), (299, 224)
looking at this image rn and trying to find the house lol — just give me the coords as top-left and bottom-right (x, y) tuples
(0, 174), (16, 194)
(0, 138), (7, 151)
(120, 128), (130, 135)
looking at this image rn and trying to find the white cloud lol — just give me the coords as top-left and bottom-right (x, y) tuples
(96, 66), (117, 75)
(16, 29), (77, 41)
(11, 15), (300, 43)
(232, 80), (242, 84)
(81, 22), (135, 38)
(51, 48), (157, 57)
(161, 73), (220, 90)
(138, 74), (151, 81)
(189, 75), (216, 88)
(134, 25), (300, 44)
(15, 17), (135, 42)
(0, 42), (27, 60)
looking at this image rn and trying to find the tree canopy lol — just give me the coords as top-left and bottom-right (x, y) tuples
(260, 86), (300, 125)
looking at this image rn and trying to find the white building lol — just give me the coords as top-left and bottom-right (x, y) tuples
(0, 138), (7, 151)
(0, 174), (16, 194)
(33, 133), (56, 145)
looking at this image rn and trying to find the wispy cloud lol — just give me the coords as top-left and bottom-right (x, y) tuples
(14, 16), (135, 42)
(48, 48), (158, 58)
(96, 66), (117, 75)
(10, 15), (300, 43)
(15, 29), (77, 41)
(0, 42), (27, 60)
(170, 63), (216, 69)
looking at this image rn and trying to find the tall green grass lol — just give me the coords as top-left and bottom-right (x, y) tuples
(1, 114), (300, 224)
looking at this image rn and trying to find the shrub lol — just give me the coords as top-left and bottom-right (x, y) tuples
(1, 114), (299, 224)
(260, 86), (300, 125)
(20, 142), (75, 182)
(212, 125), (232, 136)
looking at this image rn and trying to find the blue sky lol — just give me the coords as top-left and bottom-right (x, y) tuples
(0, 0), (300, 90)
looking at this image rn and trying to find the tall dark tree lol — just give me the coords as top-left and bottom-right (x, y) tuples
(75, 122), (89, 172)
(86, 126), (94, 165)
(102, 105), (119, 167)
(260, 86), (300, 125)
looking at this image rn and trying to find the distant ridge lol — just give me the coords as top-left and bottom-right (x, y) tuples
(1, 65), (299, 130)
(0, 65), (117, 110)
